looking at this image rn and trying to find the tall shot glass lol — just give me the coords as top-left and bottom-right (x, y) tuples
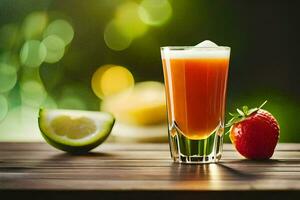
(161, 46), (230, 163)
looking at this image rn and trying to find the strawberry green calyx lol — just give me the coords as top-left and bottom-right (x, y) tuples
(226, 100), (268, 128)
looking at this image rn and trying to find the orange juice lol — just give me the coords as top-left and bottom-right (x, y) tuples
(162, 48), (230, 140)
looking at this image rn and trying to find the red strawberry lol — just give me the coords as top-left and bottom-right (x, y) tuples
(227, 101), (280, 159)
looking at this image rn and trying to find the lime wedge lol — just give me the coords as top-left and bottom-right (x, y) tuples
(38, 108), (115, 153)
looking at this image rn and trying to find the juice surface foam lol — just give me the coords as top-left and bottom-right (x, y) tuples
(161, 47), (230, 59)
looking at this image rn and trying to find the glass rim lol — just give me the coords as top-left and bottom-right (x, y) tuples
(160, 46), (230, 50)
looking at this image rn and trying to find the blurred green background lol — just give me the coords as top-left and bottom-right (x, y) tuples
(0, 0), (299, 142)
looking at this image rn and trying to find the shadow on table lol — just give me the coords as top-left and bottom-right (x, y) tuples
(170, 161), (261, 181)
(34, 151), (114, 168)
(217, 163), (258, 179)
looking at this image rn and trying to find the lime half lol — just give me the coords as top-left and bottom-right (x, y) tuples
(38, 108), (115, 153)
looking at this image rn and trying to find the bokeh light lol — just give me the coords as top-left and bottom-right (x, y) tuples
(0, 52), (20, 72)
(58, 96), (87, 110)
(23, 11), (48, 39)
(0, 63), (17, 93)
(115, 2), (148, 38)
(57, 85), (88, 110)
(104, 20), (132, 51)
(42, 35), (65, 63)
(91, 65), (134, 99)
(20, 66), (41, 84)
(20, 80), (47, 107)
(39, 63), (63, 91)
(138, 0), (172, 26)
(0, 24), (19, 50)
(41, 96), (57, 109)
(20, 40), (47, 67)
(43, 20), (74, 45)
(103, 2), (150, 51)
(0, 95), (8, 121)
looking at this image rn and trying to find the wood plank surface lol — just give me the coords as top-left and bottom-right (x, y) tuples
(0, 142), (299, 199)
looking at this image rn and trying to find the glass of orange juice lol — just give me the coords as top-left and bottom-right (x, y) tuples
(161, 41), (230, 163)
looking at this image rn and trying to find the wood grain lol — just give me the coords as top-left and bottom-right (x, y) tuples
(0, 142), (299, 199)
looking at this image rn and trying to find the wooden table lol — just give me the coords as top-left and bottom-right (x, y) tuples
(0, 142), (299, 199)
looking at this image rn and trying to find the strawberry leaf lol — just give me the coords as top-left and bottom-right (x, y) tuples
(242, 106), (249, 115)
(237, 108), (245, 116)
(226, 100), (268, 128)
(258, 100), (268, 110)
(229, 112), (235, 116)
(248, 108), (258, 115)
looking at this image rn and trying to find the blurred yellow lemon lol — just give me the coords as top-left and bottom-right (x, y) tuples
(101, 81), (167, 126)
(91, 65), (134, 99)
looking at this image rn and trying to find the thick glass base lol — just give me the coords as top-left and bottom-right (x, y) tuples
(169, 123), (223, 164)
